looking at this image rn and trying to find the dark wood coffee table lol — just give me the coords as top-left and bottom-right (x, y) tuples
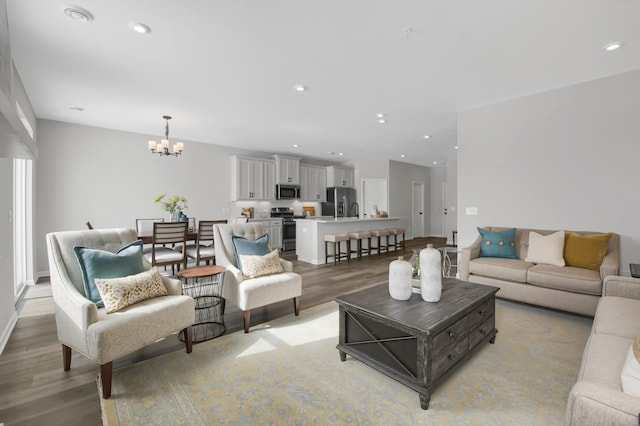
(335, 278), (499, 410)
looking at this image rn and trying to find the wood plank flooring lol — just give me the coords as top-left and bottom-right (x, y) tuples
(0, 237), (449, 425)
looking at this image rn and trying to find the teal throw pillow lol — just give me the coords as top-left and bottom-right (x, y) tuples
(232, 233), (269, 274)
(477, 227), (517, 259)
(73, 240), (145, 307)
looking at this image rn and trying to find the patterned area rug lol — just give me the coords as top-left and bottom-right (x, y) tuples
(100, 297), (592, 425)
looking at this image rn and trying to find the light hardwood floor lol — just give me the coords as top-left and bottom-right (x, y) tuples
(0, 237), (450, 425)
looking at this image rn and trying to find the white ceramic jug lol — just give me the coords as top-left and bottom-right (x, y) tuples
(388, 256), (412, 301)
(420, 244), (442, 302)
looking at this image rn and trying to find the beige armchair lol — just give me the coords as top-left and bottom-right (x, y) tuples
(46, 228), (195, 398)
(213, 223), (302, 333)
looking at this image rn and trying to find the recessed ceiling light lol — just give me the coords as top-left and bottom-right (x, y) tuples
(433, 161), (437, 165)
(604, 42), (623, 52)
(293, 84), (307, 92)
(69, 106), (84, 111)
(292, 144), (300, 148)
(378, 119), (386, 124)
(64, 7), (93, 22)
(338, 152), (344, 156)
(130, 23), (151, 34)
(400, 154), (406, 158)
(454, 145), (458, 149)
(326, 151), (336, 155)
(423, 135), (431, 139)
(376, 113), (385, 118)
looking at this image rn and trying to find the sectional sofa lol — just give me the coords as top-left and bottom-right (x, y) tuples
(460, 227), (620, 316)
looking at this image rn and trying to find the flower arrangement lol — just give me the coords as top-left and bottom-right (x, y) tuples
(153, 194), (188, 220)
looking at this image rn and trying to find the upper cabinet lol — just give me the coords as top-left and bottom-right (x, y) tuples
(326, 166), (355, 188)
(300, 164), (327, 201)
(274, 155), (300, 185)
(231, 156), (276, 201)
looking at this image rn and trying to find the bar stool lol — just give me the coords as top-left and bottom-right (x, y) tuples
(370, 229), (390, 256)
(349, 230), (372, 259)
(388, 228), (406, 253)
(324, 233), (351, 265)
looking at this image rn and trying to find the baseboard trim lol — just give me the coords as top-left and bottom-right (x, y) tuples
(35, 271), (50, 284)
(0, 310), (18, 356)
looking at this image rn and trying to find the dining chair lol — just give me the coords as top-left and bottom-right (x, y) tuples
(136, 218), (164, 237)
(183, 220), (226, 266)
(143, 222), (188, 275)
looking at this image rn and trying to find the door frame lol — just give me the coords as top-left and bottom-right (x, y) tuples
(412, 181), (424, 238)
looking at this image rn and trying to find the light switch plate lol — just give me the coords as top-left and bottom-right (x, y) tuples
(466, 207), (478, 215)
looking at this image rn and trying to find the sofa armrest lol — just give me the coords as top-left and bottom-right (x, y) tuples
(603, 276), (640, 299)
(565, 381), (639, 426)
(600, 251), (620, 282)
(460, 235), (482, 281)
(280, 258), (294, 272)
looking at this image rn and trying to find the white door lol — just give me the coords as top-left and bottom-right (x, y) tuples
(412, 182), (424, 238)
(361, 178), (387, 218)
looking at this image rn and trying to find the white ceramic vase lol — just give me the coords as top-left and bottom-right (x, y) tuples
(420, 244), (442, 302)
(388, 256), (412, 301)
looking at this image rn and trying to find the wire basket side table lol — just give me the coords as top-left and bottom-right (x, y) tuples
(178, 265), (226, 343)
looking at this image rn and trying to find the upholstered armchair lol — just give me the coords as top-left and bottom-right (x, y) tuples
(46, 228), (195, 398)
(213, 223), (302, 333)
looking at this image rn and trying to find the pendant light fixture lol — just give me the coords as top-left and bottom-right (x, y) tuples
(148, 115), (184, 157)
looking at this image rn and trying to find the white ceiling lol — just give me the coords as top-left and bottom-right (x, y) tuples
(6, 0), (640, 167)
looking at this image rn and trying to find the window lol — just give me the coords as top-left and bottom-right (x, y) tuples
(13, 158), (33, 299)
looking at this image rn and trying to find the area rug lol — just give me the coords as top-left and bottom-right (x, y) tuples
(100, 298), (592, 425)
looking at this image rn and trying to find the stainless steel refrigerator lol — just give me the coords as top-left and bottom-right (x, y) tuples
(322, 187), (358, 218)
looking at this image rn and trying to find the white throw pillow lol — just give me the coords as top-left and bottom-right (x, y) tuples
(94, 267), (168, 313)
(524, 231), (566, 266)
(621, 335), (640, 397)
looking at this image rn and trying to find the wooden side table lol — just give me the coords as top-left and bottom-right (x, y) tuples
(178, 265), (226, 343)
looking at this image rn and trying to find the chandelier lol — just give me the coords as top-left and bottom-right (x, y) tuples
(148, 115), (184, 157)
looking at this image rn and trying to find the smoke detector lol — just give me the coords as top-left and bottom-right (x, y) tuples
(64, 6), (93, 22)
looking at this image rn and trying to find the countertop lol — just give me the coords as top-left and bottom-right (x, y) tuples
(295, 216), (398, 223)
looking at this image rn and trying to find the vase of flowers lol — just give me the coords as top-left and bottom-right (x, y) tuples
(153, 194), (188, 222)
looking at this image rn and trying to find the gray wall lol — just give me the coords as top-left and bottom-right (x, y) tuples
(389, 160), (431, 239)
(457, 70), (640, 276)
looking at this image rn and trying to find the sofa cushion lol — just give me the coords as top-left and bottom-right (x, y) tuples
(564, 232), (613, 272)
(524, 231), (566, 267)
(73, 240), (145, 307)
(592, 296), (640, 340)
(621, 335), (640, 397)
(477, 227), (517, 259)
(577, 333), (631, 390)
(239, 249), (285, 279)
(232, 233), (269, 274)
(236, 272), (303, 311)
(94, 267), (168, 314)
(468, 257), (533, 283)
(527, 264), (602, 295)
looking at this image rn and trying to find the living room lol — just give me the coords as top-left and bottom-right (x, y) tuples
(1, 0), (640, 424)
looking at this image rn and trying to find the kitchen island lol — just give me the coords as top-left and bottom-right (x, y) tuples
(295, 216), (403, 265)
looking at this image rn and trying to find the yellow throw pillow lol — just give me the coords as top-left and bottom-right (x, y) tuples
(563, 232), (612, 272)
(94, 267), (168, 313)
(239, 250), (285, 279)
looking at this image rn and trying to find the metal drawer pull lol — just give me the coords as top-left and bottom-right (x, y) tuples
(478, 310), (486, 317)
(448, 353), (456, 361)
(448, 331), (456, 338)
(480, 328), (487, 335)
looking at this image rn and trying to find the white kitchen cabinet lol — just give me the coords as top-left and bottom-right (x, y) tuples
(300, 164), (327, 201)
(231, 156), (276, 201)
(326, 166), (355, 188)
(274, 155), (300, 185)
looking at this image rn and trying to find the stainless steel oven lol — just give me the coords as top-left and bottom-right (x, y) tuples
(271, 207), (301, 251)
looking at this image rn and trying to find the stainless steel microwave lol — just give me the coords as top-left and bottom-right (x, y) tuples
(276, 184), (300, 200)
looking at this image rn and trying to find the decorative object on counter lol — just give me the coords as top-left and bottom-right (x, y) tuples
(388, 256), (412, 300)
(153, 193), (188, 222)
(147, 115), (184, 157)
(241, 207), (254, 219)
(420, 244), (442, 302)
(370, 205), (389, 218)
(302, 206), (315, 217)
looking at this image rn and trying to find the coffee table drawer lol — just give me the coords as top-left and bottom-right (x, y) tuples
(467, 297), (495, 330)
(432, 337), (469, 380)
(433, 315), (468, 350)
(469, 315), (495, 349)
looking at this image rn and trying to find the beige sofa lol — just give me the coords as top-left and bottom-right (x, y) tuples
(566, 276), (640, 425)
(460, 227), (620, 316)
